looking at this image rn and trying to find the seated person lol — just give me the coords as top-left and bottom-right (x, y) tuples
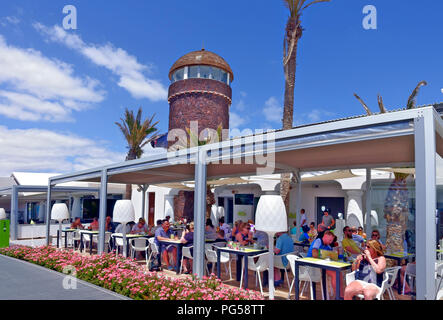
(115, 222), (131, 234)
(155, 220), (178, 271)
(151, 219), (163, 235)
(105, 216), (114, 232)
(255, 230), (269, 248)
(205, 218), (217, 240)
(231, 220), (242, 241)
(131, 218), (149, 234)
(342, 226), (362, 258)
(274, 231), (294, 286)
(351, 226), (365, 249)
(308, 222), (317, 242)
(218, 217), (231, 241)
(318, 209), (335, 232)
(290, 220), (297, 235)
(89, 217), (99, 231)
(248, 219), (256, 234)
(358, 226), (367, 240)
(370, 229), (386, 251)
(299, 225), (310, 243)
(180, 222), (194, 274)
(344, 240), (386, 300)
(399, 261), (416, 295)
(235, 222), (255, 246)
(308, 231), (343, 297)
(71, 217), (84, 230)
(216, 229), (226, 241)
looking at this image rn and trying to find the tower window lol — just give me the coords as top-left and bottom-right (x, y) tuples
(172, 65), (230, 85)
(188, 66), (199, 78)
(172, 68), (185, 82)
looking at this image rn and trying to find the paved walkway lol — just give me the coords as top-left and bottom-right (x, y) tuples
(0, 255), (129, 300)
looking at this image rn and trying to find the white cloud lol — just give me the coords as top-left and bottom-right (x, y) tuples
(230, 112), (246, 129)
(263, 96), (282, 123)
(34, 23), (167, 102)
(0, 126), (125, 176)
(0, 35), (105, 122)
(294, 108), (336, 126)
(0, 16), (20, 27)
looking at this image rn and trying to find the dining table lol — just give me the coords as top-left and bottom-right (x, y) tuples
(111, 233), (153, 257)
(293, 257), (351, 300)
(215, 246), (267, 289)
(59, 228), (76, 249)
(79, 230), (99, 255)
(384, 252), (415, 294)
(157, 238), (184, 274)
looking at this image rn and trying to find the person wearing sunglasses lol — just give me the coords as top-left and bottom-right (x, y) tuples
(344, 240), (386, 300)
(370, 229), (386, 251)
(342, 226), (362, 258)
(235, 222), (255, 246)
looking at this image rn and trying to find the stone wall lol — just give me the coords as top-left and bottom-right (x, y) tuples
(168, 78), (231, 148)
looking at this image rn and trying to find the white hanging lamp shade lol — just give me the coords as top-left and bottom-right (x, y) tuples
(254, 194), (288, 301)
(255, 195), (287, 233)
(113, 200), (135, 224)
(0, 208), (6, 220)
(51, 203), (70, 222)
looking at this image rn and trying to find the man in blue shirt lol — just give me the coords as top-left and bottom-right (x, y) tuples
(274, 231), (294, 286)
(307, 230), (334, 258)
(307, 231), (344, 298)
(155, 220), (178, 271)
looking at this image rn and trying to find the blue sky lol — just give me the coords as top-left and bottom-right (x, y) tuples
(0, 0), (442, 175)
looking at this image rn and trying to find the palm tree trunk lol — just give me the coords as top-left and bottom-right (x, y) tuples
(124, 151), (137, 200)
(384, 175), (410, 262)
(280, 18), (301, 213)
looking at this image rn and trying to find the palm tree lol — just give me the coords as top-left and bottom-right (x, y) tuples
(281, 0), (331, 212)
(115, 107), (159, 199)
(354, 81), (427, 254)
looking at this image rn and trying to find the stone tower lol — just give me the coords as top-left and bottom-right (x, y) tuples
(168, 49), (233, 148)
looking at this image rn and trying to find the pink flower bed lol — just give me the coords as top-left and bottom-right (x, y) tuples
(0, 245), (264, 300)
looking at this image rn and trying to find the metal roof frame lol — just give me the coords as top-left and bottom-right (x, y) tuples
(42, 105), (443, 300)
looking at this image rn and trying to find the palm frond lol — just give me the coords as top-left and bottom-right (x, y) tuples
(301, 0), (330, 12)
(377, 94), (387, 113)
(116, 107), (159, 159)
(354, 93), (373, 116)
(407, 81), (428, 109)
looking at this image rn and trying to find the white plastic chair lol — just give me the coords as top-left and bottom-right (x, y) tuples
(385, 266), (402, 300)
(435, 261), (443, 298)
(274, 252), (295, 295)
(180, 246), (193, 274)
(111, 234), (125, 256)
(70, 230), (81, 250)
(436, 289), (443, 300)
(205, 247), (232, 280)
(81, 233), (92, 252)
(129, 237), (150, 264)
(147, 237), (159, 269)
(402, 263), (416, 295)
(239, 252), (269, 295)
(345, 271), (389, 300)
(287, 254), (325, 300)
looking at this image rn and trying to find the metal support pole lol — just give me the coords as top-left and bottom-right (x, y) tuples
(365, 168), (372, 236)
(98, 169), (108, 255)
(295, 171), (302, 240)
(10, 185), (18, 241)
(193, 148), (207, 279)
(139, 184), (149, 220)
(414, 109), (436, 300)
(45, 184), (52, 246)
